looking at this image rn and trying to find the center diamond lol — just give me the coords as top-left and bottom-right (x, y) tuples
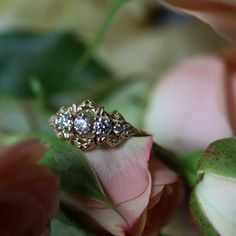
(74, 114), (92, 135)
(93, 117), (112, 137)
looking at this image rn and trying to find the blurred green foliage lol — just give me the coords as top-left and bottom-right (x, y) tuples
(0, 32), (111, 99)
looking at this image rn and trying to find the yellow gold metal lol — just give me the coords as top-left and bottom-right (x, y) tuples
(49, 100), (147, 151)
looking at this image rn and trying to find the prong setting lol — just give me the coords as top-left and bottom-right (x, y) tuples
(49, 100), (139, 151)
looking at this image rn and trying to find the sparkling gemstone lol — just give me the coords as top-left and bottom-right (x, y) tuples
(113, 123), (123, 135)
(93, 117), (112, 137)
(74, 114), (92, 135)
(123, 124), (132, 136)
(57, 114), (73, 131)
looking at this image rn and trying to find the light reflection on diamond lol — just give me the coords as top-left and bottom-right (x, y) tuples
(113, 123), (123, 135)
(74, 114), (92, 135)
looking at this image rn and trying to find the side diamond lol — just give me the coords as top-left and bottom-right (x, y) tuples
(93, 117), (112, 137)
(113, 123), (123, 135)
(57, 114), (73, 131)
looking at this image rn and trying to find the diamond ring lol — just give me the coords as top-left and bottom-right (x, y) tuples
(49, 100), (148, 151)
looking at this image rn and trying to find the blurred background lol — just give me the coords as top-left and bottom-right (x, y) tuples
(0, 0), (229, 235)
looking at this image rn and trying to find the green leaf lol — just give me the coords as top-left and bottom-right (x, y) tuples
(40, 138), (107, 201)
(50, 218), (96, 236)
(0, 32), (111, 98)
(198, 137), (236, 179)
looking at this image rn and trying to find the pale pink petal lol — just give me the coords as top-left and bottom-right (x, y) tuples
(84, 137), (153, 204)
(145, 56), (233, 152)
(149, 155), (178, 186)
(61, 137), (153, 236)
(148, 155), (180, 210)
(161, 0), (236, 40)
(61, 174), (151, 236)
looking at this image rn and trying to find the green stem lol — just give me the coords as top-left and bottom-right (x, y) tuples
(77, 0), (130, 70)
(152, 143), (203, 188)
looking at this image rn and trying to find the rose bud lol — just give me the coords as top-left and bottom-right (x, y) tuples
(0, 139), (60, 236)
(144, 49), (236, 152)
(44, 136), (183, 236)
(160, 0), (236, 40)
(190, 137), (236, 236)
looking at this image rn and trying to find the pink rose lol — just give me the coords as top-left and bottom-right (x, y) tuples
(0, 139), (60, 236)
(160, 0), (236, 40)
(61, 136), (183, 236)
(144, 49), (236, 152)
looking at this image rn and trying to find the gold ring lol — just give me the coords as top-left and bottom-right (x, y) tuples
(49, 100), (147, 151)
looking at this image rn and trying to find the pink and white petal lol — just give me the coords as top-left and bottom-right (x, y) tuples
(145, 56), (232, 152)
(149, 155), (178, 186)
(84, 137), (153, 205)
(61, 175), (151, 236)
(148, 156), (179, 208)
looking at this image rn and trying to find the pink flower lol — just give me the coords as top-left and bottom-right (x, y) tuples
(144, 49), (236, 152)
(0, 139), (60, 236)
(160, 0), (236, 40)
(61, 136), (183, 236)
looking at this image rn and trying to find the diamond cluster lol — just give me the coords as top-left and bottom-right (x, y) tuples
(49, 100), (136, 151)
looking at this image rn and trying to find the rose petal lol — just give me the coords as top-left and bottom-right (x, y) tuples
(62, 176), (151, 236)
(145, 56), (233, 151)
(0, 139), (60, 236)
(62, 137), (153, 236)
(0, 189), (49, 236)
(84, 136), (153, 205)
(0, 139), (47, 170)
(149, 155), (179, 186)
(161, 0), (236, 40)
(142, 180), (184, 236)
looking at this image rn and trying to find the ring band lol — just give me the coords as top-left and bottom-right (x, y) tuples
(49, 100), (147, 151)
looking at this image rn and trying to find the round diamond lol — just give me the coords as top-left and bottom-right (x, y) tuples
(57, 114), (73, 131)
(123, 124), (133, 136)
(74, 114), (92, 135)
(93, 117), (112, 137)
(113, 123), (123, 135)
